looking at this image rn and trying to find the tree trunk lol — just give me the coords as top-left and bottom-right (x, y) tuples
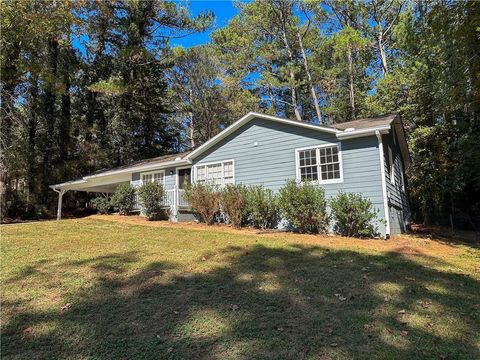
(267, 83), (276, 113)
(42, 37), (59, 202)
(378, 31), (388, 75)
(347, 44), (356, 119)
(297, 31), (323, 124)
(27, 77), (38, 199)
(59, 53), (71, 172)
(278, 7), (301, 121)
(189, 88), (195, 148)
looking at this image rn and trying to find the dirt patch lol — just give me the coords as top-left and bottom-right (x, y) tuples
(87, 214), (460, 258)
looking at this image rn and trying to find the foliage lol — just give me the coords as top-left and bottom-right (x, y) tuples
(137, 182), (166, 220)
(244, 185), (281, 229)
(2, 0), (480, 228)
(183, 182), (219, 224)
(110, 184), (136, 215)
(329, 192), (381, 238)
(278, 180), (329, 233)
(219, 184), (247, 228)
(91, 197), (111, 215)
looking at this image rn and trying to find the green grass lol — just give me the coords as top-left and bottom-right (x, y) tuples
(1, 218), (479, 359)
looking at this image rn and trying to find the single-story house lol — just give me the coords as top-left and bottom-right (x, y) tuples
(51, 112), (411, 237)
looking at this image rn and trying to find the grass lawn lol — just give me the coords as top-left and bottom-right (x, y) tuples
(1, 216), (479, 359)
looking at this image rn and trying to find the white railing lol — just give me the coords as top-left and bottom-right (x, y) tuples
(133, 188), (189, 213)
(164, 189), (189, 208)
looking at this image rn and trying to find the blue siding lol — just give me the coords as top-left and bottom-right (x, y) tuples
(193, 117), (387, 236)
(382, 132), (411, 234)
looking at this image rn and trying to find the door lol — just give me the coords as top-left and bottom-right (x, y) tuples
(178, 168), (191, 189)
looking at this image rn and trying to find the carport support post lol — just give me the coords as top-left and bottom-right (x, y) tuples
(54, 188), (67, 220)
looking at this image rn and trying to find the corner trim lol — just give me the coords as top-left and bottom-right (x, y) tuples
(376, 130), (391, 238)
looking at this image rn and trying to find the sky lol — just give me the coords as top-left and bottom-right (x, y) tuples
(170, 1), (241, 48)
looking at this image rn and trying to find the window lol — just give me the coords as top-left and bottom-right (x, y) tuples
(298, 149), (318, 181)
(141, 170), (164, 185)
(297, 144), (342, 183)
(194, 160), (234, 186)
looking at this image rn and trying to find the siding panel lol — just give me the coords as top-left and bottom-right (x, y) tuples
(383, 132), (411, 234)
(193, 117), (387, 235)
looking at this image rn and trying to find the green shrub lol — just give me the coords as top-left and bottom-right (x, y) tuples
(220, 184), (247, 228)
(183, 182), (219, 224)
(111, 183), (136, 215)
(91, 197), (111, 214)
(244, 185), (280, 229)
(278, 180), (329, 233)
(330, 191), (381, 237)
(137, 182), (166, 220)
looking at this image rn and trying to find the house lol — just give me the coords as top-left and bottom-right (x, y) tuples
(51, 112), (411, 237)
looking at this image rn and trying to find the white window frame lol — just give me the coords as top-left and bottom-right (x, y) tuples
(295, 143), (344, 185)
(193, 159), (235, 186)
(140, 169), (166, 186)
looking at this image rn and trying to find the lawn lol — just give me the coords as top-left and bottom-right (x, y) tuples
(1, 216), (479, 360)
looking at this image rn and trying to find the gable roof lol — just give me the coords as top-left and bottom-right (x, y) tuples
(52, 112), (410, 190)
(185, 112), (340, 160)
(331, 114), (397, 130)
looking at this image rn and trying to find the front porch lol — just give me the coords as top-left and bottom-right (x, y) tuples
(133, 188), (191, 221)
(50, 152), (194, 220)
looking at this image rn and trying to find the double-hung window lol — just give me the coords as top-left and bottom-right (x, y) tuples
(297, 144), (343, 183)
(141, 170), (165, 185)
(194, 160), (234, 186)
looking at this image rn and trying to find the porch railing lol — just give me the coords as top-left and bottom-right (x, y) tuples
(133, 188), (189, 213)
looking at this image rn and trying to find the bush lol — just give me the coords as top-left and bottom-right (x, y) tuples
(111, 183), (136, 215)
(278, 180), (329, 233)
(91, 197), (111, 214)
(137, 182), (166, 220)
(244, 185), (280, 229)
(220, 184), (247, 228)
(183, 182), (219, 224)
(330, 191), (381, 237)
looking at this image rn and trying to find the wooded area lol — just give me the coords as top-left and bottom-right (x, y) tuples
(1, 0), (479, 227)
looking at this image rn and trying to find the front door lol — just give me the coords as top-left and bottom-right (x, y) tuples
(178, 168), (191, 189)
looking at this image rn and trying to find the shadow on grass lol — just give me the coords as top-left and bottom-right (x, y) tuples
(2, 245), (479, 359)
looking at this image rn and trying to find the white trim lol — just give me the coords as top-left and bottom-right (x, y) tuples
(193, 159), (235, 186)
(388, 145), (395, 185)
(336, 125), (391, 140)
(294, 142), (344, 185)
(139, 169), (166, 186)
(376, 130), (391, 238)
(82, 159), (191, 180)
(186, 112), (340, 161)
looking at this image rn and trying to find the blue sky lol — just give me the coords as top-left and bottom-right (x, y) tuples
(170, 1), (241, 48)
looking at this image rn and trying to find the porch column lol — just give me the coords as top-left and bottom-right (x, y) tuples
(173, 184), (179, 220)
(54, 188), (67, 220)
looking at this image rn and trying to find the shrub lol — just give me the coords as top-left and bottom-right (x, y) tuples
(220, 184), (247, 228)
(91, 197), (111, 214)
(111, 183), (136, 215)
(278, 180), (329, 233)
(183, 182), (219, 224)
(137, 182), (166, 220)
(330, 191), (381, 237)
(244, 185), (280, 229)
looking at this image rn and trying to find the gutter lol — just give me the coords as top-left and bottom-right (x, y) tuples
(336, 125), (391, 140)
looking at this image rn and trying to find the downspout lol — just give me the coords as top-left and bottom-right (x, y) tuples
(376, 130), (390, 239)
